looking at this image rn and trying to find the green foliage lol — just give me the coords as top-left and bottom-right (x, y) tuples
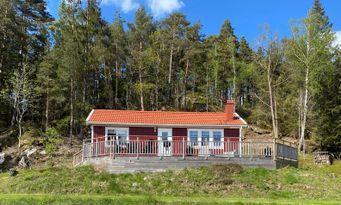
(44, 128), (63, 155)
(20, 127), (44, 147)
(0, 0), (339, 152)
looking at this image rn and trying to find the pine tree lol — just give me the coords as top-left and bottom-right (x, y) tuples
(216, 20), (238, 108)
(110, 12), (128, 108)
(237, 36), (255, 110)
(161, 13), (190, 106)
(128, 7), (154, 110)
(181, 23), (202, 110)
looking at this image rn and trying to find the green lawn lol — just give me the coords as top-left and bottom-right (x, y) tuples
(0, 158), (340, 204)
(0, 194), (340, 205)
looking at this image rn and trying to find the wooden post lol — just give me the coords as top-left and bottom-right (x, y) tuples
(82, 140), (85, 163)
(273, 139), (276, 161)
(137, 137), (139, 160)
(182, 137), (185, 160)
(110, 139), (112, 159)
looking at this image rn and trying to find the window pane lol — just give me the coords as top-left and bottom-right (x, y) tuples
(106, 129), (116, 146)
(201, 131), (209, 146)
(161, 132), (168, 141)
(189, 131), (198, 145)
(213, 131), (221, 146)
(107, 129), (116, 135)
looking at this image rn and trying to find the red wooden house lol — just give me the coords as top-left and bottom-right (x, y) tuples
(85, 100), (248, 158)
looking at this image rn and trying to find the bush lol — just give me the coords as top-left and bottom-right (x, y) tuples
(44, 128), (63, 155)
(20, 127), (44, 147)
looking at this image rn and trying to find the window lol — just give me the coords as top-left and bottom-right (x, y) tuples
(213, 131), (222, 146)
(161, 132), (168, 141)
(116, 129), (128, 147)
(161, 131), (171, 147)
(105, 128), (116, 147)
(201, 131), (209, 146)
(105, 128), (129, 147)
(188, 129), (223, 147)
(189, 131), (198, 145)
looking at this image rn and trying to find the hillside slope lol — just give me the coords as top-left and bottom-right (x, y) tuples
(0, 158), (340, 202)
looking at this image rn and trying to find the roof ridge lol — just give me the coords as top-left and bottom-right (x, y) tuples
(93, 109), (227, 114)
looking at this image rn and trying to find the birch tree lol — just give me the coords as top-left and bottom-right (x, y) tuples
(9, 64), (35, 149)
(254, 30), (283, 139)
(286, 4), (334, 152)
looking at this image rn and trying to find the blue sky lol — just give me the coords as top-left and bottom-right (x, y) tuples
(47, 0), (341, 46)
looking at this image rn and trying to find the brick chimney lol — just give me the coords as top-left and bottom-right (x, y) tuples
(225, 100), (234, 121)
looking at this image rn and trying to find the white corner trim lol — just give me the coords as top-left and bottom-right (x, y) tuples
(91, 125), (94, 143)
(86, 109), (95, 122)
(234, 113), (248, 125)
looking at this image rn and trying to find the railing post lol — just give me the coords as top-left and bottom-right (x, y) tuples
(239, 140), (242, 157)
(137, 137), (139, 160)
(227, 138), (230, 154)
(273, 139), (276, 160)
(82, 140), (85, 163)
(109, 139), (112, 159)
(182, 137), (185, 160)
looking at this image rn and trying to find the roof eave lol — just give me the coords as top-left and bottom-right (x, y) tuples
(86, 121), (247, 128)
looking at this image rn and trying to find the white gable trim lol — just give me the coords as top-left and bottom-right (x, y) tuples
(86, 109), (95, 122)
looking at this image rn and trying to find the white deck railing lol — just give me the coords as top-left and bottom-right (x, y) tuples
(73, 137), (298, 166)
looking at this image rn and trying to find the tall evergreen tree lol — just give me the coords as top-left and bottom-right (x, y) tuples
(128, 7), (154, 110)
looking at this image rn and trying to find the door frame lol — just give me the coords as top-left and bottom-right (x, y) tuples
(157, 128), (172, 156)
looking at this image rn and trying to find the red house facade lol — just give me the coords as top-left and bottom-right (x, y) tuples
(85, 100), (248, 158)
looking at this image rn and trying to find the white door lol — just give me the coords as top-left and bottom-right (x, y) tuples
(158, 128), (172, 156)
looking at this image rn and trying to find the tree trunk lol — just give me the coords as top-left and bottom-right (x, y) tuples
(184, 59), (189, 110)
(274, 93), (279, 138)
(69, 77), (74, 145)
(45, 89), (49, 130)
(106, 63), (114, 108)
(168, 42), (174, 100)
(18, 122), (21, 151)
(232, 52), (236, 112)
(299, 37), (311, 155)
(299, 65), (309, 153)
(115, 59), (119, 108)
(139, 70), (144, 111)
(155, 54), (160, 109)
(206, 65), (209, 111)
(139, 42), (144, 111)
(267, 56), (278, 139)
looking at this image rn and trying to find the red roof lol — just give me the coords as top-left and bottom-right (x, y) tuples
(86, 109), (247, 126)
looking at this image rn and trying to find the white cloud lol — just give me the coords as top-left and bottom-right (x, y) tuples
(147, 0), (184, 18)
(333, 31), (341, 48)
(101, 0), (139, 13)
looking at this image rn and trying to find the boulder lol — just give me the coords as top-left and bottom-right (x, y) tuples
(249, 126), (271, 135)
(314, 151), (333, 165)
(18, 156), (30, 168)
(0, 153), (5, 165)
(24, 148), (37, 158)
(39, 150), (47, 155)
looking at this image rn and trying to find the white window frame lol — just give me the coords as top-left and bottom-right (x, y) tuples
(188, 130), (200, 147)
(187, 129), (224, 148)
(105, 127), (129, 147)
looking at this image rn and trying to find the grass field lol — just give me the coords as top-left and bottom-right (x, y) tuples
(0, 157), (340, 204)
(0, 194), (341, 205)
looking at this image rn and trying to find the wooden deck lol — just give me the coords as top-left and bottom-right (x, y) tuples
(73, 138), (298, 172)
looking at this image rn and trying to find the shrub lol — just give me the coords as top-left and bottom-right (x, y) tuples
(44, 128), (63, 155)
(20, 127), (44, 147)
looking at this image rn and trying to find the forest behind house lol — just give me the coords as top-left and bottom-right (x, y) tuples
(0, 0), (340, 154)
